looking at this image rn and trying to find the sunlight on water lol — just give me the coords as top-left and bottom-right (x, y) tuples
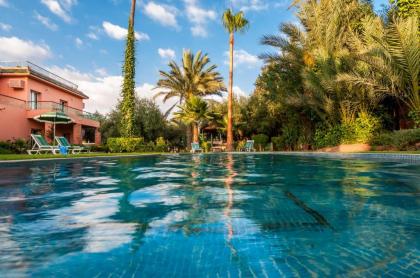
(0, 154), (419, 277)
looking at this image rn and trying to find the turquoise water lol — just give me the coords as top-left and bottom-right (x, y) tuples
(0, 154), (419, 277)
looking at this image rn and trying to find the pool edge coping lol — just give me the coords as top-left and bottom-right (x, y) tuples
(1, 151), (420, 164)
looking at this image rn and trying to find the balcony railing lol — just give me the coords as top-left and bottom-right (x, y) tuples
(0, 61), (78, 91)
(0, 94), (97, 121)
(26, 101), (97, 120)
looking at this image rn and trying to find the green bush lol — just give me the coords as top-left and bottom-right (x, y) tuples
(89, 144), (109, 153)
(107, 137), (144, 153)
(0, 139), (28, 154)
(314, 113), (381, 149)
(236, 140), (246, 151)
(201, 141), (211, 152)
(271, 136), (282, 151)
(313, 125), (343, 149)
(349, 112), (381, 144)
(370, 129), (420, 150)
(252, 134), (269, 151)
(155, 137), (167, 152)
(277, 125), (300, 150)
(409, 111), (420, 128)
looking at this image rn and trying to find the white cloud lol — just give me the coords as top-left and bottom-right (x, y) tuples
(95, 67), (108, 76)
(102, 21), (150, 41)
(0, 22), (11, 31)
(47, 65), (121, 114)
(183, 0), (216, 37)
(44, 66), (174, 114)
(86, 32), (98, 40)
(34, 12), (58, 31)
(41, 0), (76, 23)
(0, 0), (8, 7)
(144, 2), (179, 29)
(0, 36), (52, 62)
(232, 0), (268, 12)
(137, 83), (178, 115)
(158, 48), (175, 60)
(233, 86), (248, 97)
(86, 25), (101, 40)
(75, 37), (83, 48)
(224, 49), (260, 68)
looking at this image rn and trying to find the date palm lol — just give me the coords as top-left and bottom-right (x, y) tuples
(338, 16), (420, 119)
(173, 96), (213, 143)
(155, 50), (226, 117)
(222, 9), (249, 151)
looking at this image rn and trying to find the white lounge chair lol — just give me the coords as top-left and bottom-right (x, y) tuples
(191, 142), (203, 153)
(241, 140), (255, 152)
(27, 134), (59, 155)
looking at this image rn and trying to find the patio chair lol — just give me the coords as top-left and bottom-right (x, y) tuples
(241, 140), (255, 152)
(191, 142), (203, 153)
(27, 134), (59, 155)
(55, 136), (85, 154)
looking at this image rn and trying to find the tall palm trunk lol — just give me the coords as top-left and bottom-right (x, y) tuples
(226, 32), (234, 151)
(192, 123), (199, 143)
(130, 0), (135, 25)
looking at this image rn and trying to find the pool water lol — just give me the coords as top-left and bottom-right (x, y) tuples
(0, 154), (419, 277)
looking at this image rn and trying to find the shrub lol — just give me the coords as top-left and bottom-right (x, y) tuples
(409, 111), (420, 128)
(252, 134), (269, 151)
(313, 125), (343, 149)
(350, 112), (381, 144)
(236, 140), (246, 151)
(89, 144), (109, 153)
(155, 137), (167, 152)
(107, 137), (144, 153)
(271, 136), (282, 151)
(370, 129), (420, 150)
(0, 139), (28, 154)
(314, 113), (381, 149)
(201, 141), (211, 152)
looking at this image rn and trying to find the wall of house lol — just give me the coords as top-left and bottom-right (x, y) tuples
(0, 76), (29, 100)
(27, 77), (85, 110)
(0, 74), (100, 144)
(0, 75), (85, 109)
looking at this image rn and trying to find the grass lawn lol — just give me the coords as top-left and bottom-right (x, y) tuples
(0, 152), (163, 161)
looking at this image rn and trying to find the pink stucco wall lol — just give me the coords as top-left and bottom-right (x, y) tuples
(0, 73), (100, 144)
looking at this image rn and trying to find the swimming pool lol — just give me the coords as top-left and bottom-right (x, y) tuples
(0, 154), (419, 277)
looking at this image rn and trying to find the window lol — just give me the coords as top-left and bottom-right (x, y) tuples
(30, 91), (40, 109)
(59, 100), (68, 112)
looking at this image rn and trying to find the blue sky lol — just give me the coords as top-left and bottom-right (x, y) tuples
(0, 0), (389, 113)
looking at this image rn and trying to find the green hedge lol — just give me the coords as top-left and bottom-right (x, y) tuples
(370, 129), (420, 150)
(107, 137), (144, 152)
(314, 113), (381, 149)
(0, 139), (28, 154)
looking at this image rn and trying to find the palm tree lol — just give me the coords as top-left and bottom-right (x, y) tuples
(222, 9), (249, 151)
(338, 16), (420, 125)
(173, 96), (213, 143)
(155, 50), (226, 117)
(120, 0), (137, 137)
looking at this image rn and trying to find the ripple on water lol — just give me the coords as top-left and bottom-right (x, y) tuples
(129, 183), (183, 207)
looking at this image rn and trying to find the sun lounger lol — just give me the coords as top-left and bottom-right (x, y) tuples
(27, 134), (59, 155)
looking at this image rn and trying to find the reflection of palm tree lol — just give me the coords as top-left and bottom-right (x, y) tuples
(224, 153), (237, 252)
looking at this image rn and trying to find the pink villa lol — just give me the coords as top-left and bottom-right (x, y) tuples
(0, 62), (100, 145)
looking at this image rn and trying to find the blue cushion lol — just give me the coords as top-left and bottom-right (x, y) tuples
(59, 146), (68, 155)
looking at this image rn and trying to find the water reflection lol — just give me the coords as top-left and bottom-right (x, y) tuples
(0, 154), (418, 277)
